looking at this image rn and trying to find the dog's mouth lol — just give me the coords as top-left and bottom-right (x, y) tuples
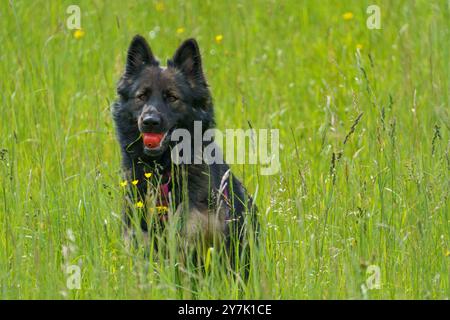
(141, 127), (175, 156)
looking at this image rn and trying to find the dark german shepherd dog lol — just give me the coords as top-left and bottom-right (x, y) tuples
(112, 35), (257, 267)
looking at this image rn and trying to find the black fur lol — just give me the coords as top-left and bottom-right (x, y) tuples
(111, 35), (257, 257)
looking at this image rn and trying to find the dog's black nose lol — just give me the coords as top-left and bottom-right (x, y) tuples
(142, 114), (162, 127)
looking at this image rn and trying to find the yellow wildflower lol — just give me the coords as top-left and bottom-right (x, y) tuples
(144, 172), (152, 179)
(215, 34), (223, 44)
(156, 206), (169, 214)
(132, 179), (139, 186)
(342, 12), (354, 20)
(176, 27), (185, 35)
(356, 43), (363, 50)
(155, 1), (165, 12)
(73, 29), (85, 39)
(120, 181), (128, 187)
(136, 201), (144, 208)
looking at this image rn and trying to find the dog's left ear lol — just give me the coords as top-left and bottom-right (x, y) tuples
(125, 35), (158, 76)
(170, 39), (206, 86)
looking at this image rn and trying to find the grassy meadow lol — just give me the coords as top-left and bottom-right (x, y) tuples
(0, 0), (449, 299)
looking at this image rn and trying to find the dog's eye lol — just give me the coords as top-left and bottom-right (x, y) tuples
(165, 93), (178, 103)
(136, 93), (148, 101)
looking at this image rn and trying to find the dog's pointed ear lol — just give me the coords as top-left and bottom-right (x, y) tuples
(170, 38), (206, 85)
(125, 35), (157, 76)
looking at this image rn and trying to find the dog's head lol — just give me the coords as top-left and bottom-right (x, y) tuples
(113, 35), (214, 159)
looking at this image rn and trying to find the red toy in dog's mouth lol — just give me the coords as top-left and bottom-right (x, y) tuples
(143, 133), (165, 149)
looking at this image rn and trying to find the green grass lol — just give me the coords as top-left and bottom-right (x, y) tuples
(0, 0), (449, 299)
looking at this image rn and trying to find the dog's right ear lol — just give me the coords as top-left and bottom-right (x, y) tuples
(170, 38), (207, 86)
(124, 35), (158, 76)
